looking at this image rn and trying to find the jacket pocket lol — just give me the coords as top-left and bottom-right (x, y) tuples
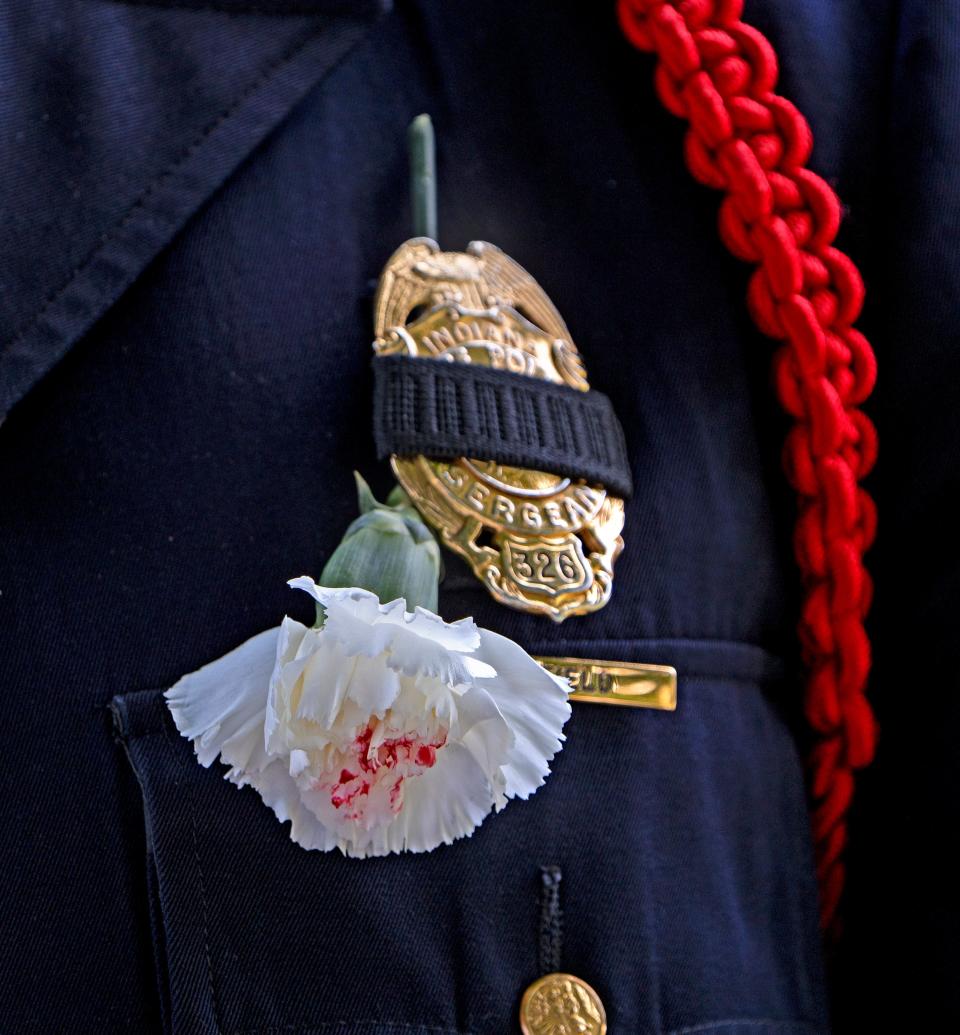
(113, 689), (566, 1035)
(112, 639), (829, 1035)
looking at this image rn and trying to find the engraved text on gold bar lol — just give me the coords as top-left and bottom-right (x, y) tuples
(535, 657), (677, 711)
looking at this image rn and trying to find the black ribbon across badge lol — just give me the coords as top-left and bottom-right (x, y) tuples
(373, 354), (632, 497)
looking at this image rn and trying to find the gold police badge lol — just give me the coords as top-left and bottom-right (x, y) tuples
(372, 238), (625, 621)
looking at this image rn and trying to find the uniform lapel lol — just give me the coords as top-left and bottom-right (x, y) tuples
(0, 0), (388, 417)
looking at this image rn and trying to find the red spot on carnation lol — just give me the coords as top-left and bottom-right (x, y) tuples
(329, 724), (448, 815)
(354, 728), (375, 773)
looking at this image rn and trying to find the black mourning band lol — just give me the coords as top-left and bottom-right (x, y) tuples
(371, 354), (633, 499)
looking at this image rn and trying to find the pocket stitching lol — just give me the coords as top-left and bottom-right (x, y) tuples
(160, 707), (225, 1035)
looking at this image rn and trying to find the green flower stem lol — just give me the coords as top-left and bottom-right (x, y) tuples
(409, 113), (437, 241)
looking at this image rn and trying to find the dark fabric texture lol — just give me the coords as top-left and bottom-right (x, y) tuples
(0, 0), (380, 417)
(371, 354), (634, 498)
(0, 0), (955, 1032)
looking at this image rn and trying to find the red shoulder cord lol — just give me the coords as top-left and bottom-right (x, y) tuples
(617, 0), (878, 932)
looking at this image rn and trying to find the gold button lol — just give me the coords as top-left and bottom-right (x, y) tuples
(519, 972), (607, 1035)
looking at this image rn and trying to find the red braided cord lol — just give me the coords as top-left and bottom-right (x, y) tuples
(616, 0), (878, 931)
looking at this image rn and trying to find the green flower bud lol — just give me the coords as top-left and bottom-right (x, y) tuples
(317, 473), (442, 621)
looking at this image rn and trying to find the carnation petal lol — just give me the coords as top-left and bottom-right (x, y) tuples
(265, 617), (310, 751)
(400, 606), (481, 652)
(473, 629), (572, 800)
(234, 759), (337, 851)
(217, 711), (274, 773)
(293, 639), (355, 728)
(343, 741), (494, 857)
(290, 576), (482, 652)
(166, 626), (278, 768)
(380, 625), (481, 686)
(344, 652), (401, 716)
(321, 600), (481, 687)
(452, 684), (514, 777)
(288, 578), (383, 622)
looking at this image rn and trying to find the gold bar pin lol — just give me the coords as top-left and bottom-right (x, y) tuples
(535, 657), (677, 711)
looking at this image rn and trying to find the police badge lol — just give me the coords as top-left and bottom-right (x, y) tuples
(371, 238), (630, 621)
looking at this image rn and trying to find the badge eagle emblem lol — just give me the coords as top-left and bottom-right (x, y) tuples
(372, 238), (625, 621)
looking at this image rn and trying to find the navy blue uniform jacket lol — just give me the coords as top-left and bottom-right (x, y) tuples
(1, 1), (956, 1032)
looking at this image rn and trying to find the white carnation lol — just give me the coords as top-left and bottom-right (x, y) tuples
(165, 578), (571, 856)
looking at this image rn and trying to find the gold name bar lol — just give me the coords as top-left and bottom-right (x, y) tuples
(535, 657), (677, 711)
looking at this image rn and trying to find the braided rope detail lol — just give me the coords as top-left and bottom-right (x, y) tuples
(617, 0), (878, 931)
